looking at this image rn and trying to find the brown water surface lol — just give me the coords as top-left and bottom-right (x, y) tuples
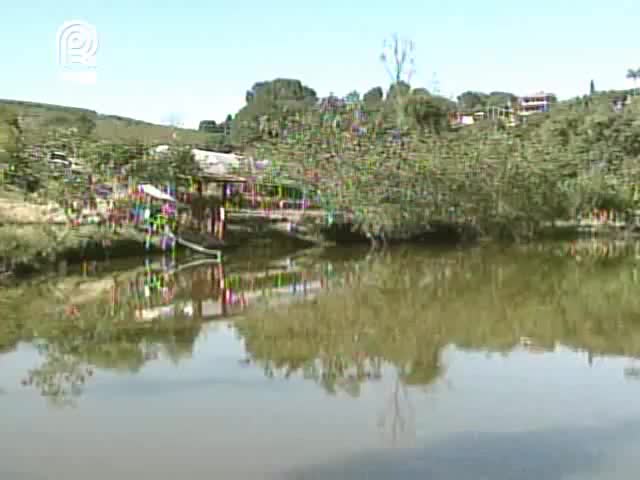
(2, 240), (640, 479)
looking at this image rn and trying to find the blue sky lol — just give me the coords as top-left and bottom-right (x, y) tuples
(2, 0), (639, 128)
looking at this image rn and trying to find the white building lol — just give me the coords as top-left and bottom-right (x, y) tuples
(191, 149), (243, 176)
(518, 92), (554, 116)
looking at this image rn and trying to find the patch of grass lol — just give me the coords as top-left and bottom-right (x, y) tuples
(0, 98), (214, 146)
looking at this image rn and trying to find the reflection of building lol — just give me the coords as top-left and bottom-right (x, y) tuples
(110, 259), (339, 323)
(519, 336), (554, 354)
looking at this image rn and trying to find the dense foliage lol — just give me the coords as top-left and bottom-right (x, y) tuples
(231, 78), (318, 146)
(237, 242), (640, 397)
(238, 82), (640, 241)
(3, 240), (640, 404)
(4, 71), (640, 243)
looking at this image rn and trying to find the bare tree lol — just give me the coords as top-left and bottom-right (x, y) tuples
(377, 369), (416, 446)
(380, 34), (417, 130)
(380, 34), (416, 85)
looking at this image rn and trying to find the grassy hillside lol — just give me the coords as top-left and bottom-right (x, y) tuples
(0, 98), (214, 146)
(93, 113), (214, 145)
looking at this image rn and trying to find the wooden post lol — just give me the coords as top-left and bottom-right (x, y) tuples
(221, 181), (228, 206)
(197, 179), (205, 233)
(220, 205), (226, 240)
(220, 182), (228, 240)
(218, 263), (227, 317)
(210, 202), (218, 235)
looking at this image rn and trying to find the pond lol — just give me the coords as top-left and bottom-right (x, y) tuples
(2, 240), (640, 479)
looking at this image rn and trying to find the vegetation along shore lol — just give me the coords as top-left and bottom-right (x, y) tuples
(2, 37), (640, 277)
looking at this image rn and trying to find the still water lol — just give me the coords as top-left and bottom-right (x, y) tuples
(2, 240), (640, 479)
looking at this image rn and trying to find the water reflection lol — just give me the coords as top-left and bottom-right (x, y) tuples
(1, 249), (362, 405)
(238, 239), (640, 400)
(3, 240), (640, 478)
(377, 373), (416, 446)
(2, 239), (640, 408)
(287, 420), (640, 480)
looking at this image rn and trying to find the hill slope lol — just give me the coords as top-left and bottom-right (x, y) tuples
(0, 98), (213, 145)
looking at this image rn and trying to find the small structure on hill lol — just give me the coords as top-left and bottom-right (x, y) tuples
(448, 111), (487, 127)
(612, 94), (631, 113)
(517, 92), (555, 116)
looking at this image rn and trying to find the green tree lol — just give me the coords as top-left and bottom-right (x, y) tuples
(457, 91), (489, 111)
(590, 79), (596, 95)
(345, 91), (361, 104)
(76, 112), (97, 137)
(199, 120), (216, 132)
(0, 107), (20, 159)
(404, 94), (448, 133)
(231, 78), (318, 145)
(485, 92), (517, 109)
(127, 145), (199, 185)
(203, 132), (233, 153)
(386, 81), (411, 101)
(363, 87), (384, 107)
(411, 87), (430, 97)
(0, 108), (40, 192)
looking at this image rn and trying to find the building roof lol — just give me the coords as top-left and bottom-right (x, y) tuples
(140, 184), (176, 202)
(177, 172), (248, 184)
(191, 149), (243, 165)
(192, 149), (245, 179)
(519, 92), (554, 99)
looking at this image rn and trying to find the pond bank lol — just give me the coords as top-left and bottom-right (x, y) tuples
(0, 199), (153, 278)
(4, 188), (638, 280)
(0, 223), (156, 278)
(0, 189), (330, 279)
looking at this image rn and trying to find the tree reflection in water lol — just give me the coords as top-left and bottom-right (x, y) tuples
(237, 240), (640, 400)
(8, 259), (207, 406)
(377, 371), (416, 446)
(5, 239), (640, 407)
(21, 325), (199, 406)
(24, 341), (93, 407)
(5, 252), (350, 406)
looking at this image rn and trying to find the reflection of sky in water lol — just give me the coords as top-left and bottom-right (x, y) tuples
(3, 325), (640, 480)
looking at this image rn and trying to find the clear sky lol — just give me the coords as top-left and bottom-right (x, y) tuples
(2, 0), (639, 128)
